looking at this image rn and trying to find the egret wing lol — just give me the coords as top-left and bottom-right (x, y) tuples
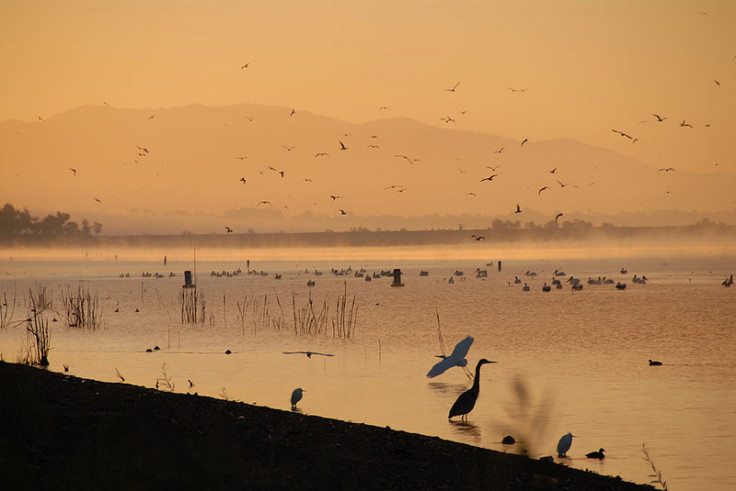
(447, 336), (474, 362)
(427, 357), (455, 378)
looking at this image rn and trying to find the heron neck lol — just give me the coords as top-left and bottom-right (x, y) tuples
(472, 362), (484, 391)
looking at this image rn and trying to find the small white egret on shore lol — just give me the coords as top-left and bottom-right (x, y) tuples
(557, 432), (575, 457)
(427, 335), (474, 378)
(291, 388), (305, 410)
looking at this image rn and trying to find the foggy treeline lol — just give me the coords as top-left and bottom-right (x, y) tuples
(0, 203), (102, 241)
(1, 201), (733, 247)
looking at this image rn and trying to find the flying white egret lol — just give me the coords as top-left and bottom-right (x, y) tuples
(427, 335), (474, 378)
(447, 358), (497, 421)
(557, 432), (575, 457)
(291, 387), (305, 410)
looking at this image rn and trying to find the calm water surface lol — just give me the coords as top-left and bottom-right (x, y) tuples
(1, 244), (734, 490)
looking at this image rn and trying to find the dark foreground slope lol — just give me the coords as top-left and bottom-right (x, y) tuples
(0, 362), (652, 490)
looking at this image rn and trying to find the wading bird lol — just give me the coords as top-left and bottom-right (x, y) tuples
(427, 335), (474, 378)
(586, 448), (606, 459)
(283, 351), (334, 358)
(557, 433), (575, 457)
(448, 358), (497, 421)
(291, 387), (305, 410)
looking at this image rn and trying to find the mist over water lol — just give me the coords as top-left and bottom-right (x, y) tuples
(1, 242), (735, 489)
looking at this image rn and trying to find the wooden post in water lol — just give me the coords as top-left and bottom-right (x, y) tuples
(391, 269), (404, 287)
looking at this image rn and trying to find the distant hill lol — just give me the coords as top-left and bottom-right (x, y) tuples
(1, 104), (734, 234)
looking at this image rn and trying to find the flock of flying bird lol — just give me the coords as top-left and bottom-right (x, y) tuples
(53, 56), (722, 223)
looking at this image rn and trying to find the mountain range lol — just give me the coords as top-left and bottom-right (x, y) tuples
(1, 104), (734, 234)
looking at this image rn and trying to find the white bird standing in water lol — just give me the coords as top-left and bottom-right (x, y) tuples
(427, 336), (474, 378)
(557, 432), (575, 457)
(291, 387), (305, 410)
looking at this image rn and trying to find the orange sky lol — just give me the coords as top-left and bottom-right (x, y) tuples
(1, 1), (734, 194)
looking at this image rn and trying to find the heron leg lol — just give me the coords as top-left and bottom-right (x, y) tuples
(463, 365), (473, 380)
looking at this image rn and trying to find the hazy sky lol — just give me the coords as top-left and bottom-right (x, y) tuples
(1, 1), (734, 174)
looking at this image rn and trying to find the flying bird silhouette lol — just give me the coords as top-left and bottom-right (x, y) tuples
(339, 140), (348, 150)
(268, 166), (285, 177)
(515, 204), (522, 214)
(315, 152), (329, 157)
(427, 336), (474, 378)
(680, 120), (693, 128)
(94, 198), (102, 203)
(240, 63), (249, 69)
(521, 138), (529, 147)
(549, 167), (557, 174)
(480, 175), (498, 182)
(282, 145), (295, 152)
(471, 235), (486, 241)
(258, 200), (272, 206)
(239, 177), (247, 184)
(225, 226), (233, 233)
(443, 81), (461, 92)
(612, 129), (636, 140)
(330, 195), (342, 201)
(494, 147), (505, 154)
(538, 186), (549, 195)
(394, 154), (417, 165)
(68, 168), (77, 176)
(339, 209), (347, 215)
(555, 213), (564, 223)
(508, 87), (527, 93)
(658, 167), (675, 172)
(653, 113), (667, 122)
(283, 351), (334, 358)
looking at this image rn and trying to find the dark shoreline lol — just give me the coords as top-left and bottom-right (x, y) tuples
(0, 362), (653, 490)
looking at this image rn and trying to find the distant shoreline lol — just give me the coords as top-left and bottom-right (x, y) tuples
(0, 362), (653, 490)
(1, 221), (734, 250)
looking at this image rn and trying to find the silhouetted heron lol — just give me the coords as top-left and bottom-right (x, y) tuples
(291, 387), (305, 410)
(448, 358), (497, 421)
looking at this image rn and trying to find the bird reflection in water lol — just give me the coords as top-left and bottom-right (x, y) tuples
(448, 419), (481, 443)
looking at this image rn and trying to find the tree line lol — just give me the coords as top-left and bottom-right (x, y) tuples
(0, 203), (102, 238)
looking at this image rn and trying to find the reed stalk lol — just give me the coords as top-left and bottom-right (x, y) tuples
(60, 284), (103, 330)
(25, 293), (51, 366)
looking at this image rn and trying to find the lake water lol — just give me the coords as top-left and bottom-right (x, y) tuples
(1, 242), (735, 490)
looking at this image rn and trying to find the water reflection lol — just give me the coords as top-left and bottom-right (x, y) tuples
(448, 420), (481, 443)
